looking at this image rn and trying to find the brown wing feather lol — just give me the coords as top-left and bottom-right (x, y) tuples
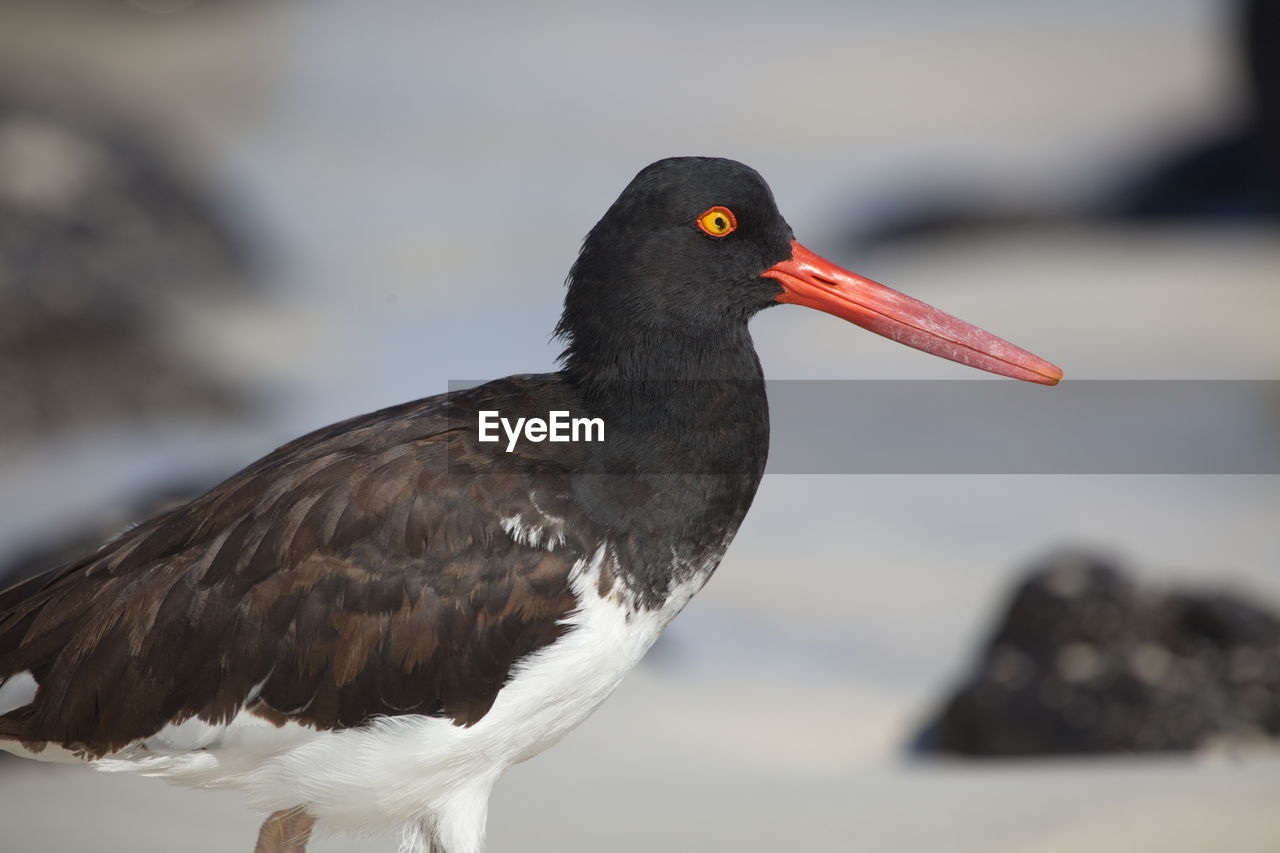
(0, 382), (591, 758)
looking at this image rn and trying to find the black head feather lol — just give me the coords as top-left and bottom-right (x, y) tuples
(556, 157), (793, 383)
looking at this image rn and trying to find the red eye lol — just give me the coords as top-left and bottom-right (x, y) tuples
(695, 206), (737, 237)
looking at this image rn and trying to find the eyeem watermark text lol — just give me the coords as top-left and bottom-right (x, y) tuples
(478, 410), (605, 452)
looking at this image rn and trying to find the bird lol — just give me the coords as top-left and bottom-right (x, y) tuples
(0, 157), (1062, 853)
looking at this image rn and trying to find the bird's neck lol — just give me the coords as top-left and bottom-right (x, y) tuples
(563, 324), (769, 451)
(553, 324), (771, 607)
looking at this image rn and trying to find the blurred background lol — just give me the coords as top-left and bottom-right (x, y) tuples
(1, 0), (1278, 851)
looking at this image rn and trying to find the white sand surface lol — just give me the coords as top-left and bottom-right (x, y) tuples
(4, 667), (1280, 853)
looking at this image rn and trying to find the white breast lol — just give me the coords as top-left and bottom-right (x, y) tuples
(74, 542), (713, 853)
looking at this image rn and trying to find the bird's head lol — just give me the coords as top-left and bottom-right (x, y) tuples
(558, 156), (1061, 386)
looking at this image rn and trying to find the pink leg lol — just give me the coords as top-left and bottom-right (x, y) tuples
(253, 808), (316, 853)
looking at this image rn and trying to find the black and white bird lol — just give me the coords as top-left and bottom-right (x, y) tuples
(0, 158), (1061, 853)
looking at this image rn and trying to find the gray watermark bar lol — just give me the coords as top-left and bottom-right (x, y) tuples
(767, 380), (1278, 474)
(446, 380), (1280, 474)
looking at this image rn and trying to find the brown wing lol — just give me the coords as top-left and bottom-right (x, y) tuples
(0, 382), (593, 758)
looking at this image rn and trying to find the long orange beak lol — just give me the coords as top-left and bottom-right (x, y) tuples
(761, 241), (1062, 385)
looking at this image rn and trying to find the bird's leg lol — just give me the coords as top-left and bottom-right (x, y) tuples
(254, 808), (316, 853)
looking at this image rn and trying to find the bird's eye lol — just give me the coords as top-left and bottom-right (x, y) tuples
(695, 206), (737, 238)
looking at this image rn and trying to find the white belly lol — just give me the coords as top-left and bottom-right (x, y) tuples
(61, 543), (712, 852)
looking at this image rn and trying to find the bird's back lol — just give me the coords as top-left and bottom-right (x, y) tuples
(0, 374), (597, 759)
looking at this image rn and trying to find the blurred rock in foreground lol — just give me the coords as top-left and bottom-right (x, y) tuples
(0, 78), (257, 442)
(916, 550), (1280, 756)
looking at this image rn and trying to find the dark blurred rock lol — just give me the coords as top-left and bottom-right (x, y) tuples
(0, 80), (258, 440)
(1104, 0), (1280, 224)
(848, 0), (1280, 251)
(915, 550), (1280, 756)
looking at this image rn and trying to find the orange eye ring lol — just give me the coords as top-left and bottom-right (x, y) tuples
(695, 206), (737, 238)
